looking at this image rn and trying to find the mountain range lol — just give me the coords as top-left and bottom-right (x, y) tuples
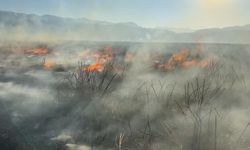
(0, 10), (250, 43)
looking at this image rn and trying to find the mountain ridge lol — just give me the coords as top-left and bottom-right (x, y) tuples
(0, 10), (249, 43)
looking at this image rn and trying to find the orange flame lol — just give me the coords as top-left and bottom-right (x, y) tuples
(82, 46), (114, 72)
(83, 61), (104, 72)
(27, 48), (49, 54)
(157, 48), (210, 71)
(43, 59), (56, 69)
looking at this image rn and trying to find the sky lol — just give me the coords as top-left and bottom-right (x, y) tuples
(0, 0), (249, 29)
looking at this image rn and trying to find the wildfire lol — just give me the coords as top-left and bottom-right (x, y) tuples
(83, 61), (104, 72)
(156, 48), (210, 71)
(26, 47), (49, 55)
(43, 59), (56, 69)
(82, 46), (114, 72)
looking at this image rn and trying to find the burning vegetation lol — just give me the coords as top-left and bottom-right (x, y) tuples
(25, 47), (49, 55)
(82, 46), (114, 72)
(43, 59), (57, 69)
(0, 42), (249, 150)
(154, 47), (210, 71)
(78, 45), (212, 74)
(17, 43), (214, 74)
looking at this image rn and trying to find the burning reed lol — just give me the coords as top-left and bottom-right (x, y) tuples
(0, 42), (249, 150)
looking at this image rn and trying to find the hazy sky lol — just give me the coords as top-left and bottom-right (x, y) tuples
(0, 0), (249, 29)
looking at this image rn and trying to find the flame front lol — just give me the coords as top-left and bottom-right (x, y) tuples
(83, 61), (104, 72)
(26, 48), (49, 54)
(156, 48), (210, 71)
(82, 46), (114, 72)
